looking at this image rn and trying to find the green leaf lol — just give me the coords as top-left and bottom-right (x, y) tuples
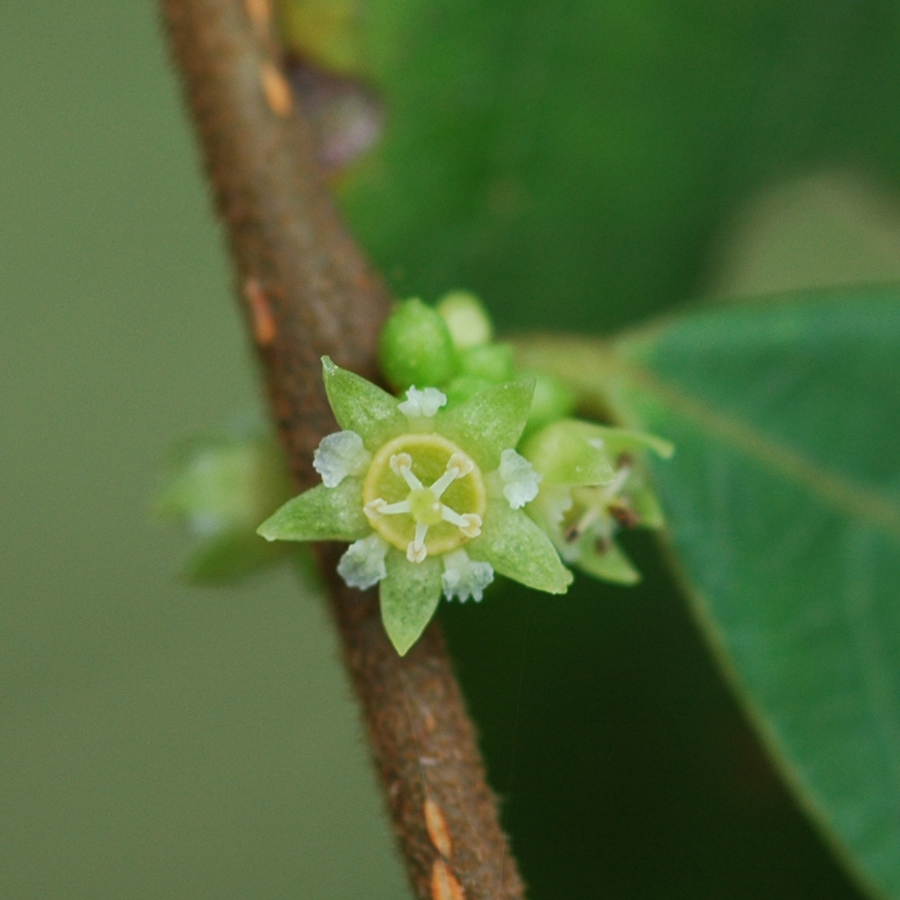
(155, 434), (291, 531)
(322, 357), (407, 449)
(379, 549), (442, 655)
(471, 500), (572, 595)
(435, 378), (534, 471)
(340, 0), (900, 339)
(544, 287), (900, 899)
(258, 480), (369, 543)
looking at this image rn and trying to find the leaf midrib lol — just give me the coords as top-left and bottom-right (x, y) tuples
(614, 358), (900, 546)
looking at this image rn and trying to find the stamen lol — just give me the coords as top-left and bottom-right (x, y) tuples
(390, 453), (423, 490)
(441, 507), (482, 538)
(608, 499), (640, 529)
(378, 499), (412, 516)
(407, 522), (430, 563)
(430, 451), (476, 499)
(603, 464), (631, 499)
(447, 452), (474, 477)
(430, 466), (460, 498)
(565, 504), (601, 543)
(389, 452), (411, 475)
(459, 513), (482, 538)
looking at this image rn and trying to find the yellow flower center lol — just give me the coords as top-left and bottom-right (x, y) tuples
(362, 433), (486, 562)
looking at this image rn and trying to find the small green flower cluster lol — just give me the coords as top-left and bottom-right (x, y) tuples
(155, 426), (295, 584)
(258, 293), (672, 655)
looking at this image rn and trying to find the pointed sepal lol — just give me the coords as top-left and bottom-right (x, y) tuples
(436, 378), (535, 470)
(257, 480), (369, 542)
(322, 357), (407, 450)
(470, 500), (572, 594)
(576, 538), (641, 585)
(380, 550), (443, 655)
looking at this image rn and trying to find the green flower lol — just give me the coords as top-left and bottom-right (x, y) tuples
(522, 419), (673, 585)
(155, 429), (294, 583)
(258, 358), (572, 655)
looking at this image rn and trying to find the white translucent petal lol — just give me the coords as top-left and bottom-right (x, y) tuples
(441, 549), (494, 603)
(313, 430), (370, 488)
(337, 534), (388, 590)
(498, 448), (542, 509)
(398, 386), (447, 419)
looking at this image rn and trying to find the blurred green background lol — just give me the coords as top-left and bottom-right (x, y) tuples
(3, 0), (900, 898)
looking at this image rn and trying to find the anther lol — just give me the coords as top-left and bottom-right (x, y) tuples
(458, 513), (482, 538)
(441, 508), (482, 538)
(447, 452), (474, 477)
(609, 499), (640, 529)
(390, 453), (412, 475)
(390, 453), (423, 490)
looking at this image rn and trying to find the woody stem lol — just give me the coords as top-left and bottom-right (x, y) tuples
(157, 2), (526, 898)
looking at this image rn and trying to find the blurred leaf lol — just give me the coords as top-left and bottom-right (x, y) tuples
(184, 529), (296, 584)
(524, 287), (900, 898)
(338, 0), (900, 332)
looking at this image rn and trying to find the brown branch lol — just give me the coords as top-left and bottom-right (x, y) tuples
(158, 1), (526, 897)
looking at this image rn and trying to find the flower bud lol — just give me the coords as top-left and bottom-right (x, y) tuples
(458, 342), (515, 382)
(525, 372), (576, 432)
(436, 291), (493, 349)
(379, 298), (459, 390)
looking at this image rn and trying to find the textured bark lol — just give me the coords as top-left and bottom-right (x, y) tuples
(159, 2), (525, 897)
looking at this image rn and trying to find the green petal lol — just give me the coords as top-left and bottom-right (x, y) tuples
(575, 538), (640, 585)
(521, 419), (616, 486)
(469, 500), (572, 594)
(322, 357), (407, 450)
(435, 377), (535, 470)
(257, 480), (369, 542)
(379, 549), (443, 655)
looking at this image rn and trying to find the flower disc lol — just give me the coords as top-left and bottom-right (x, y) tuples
(363, 433), (486, 556)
